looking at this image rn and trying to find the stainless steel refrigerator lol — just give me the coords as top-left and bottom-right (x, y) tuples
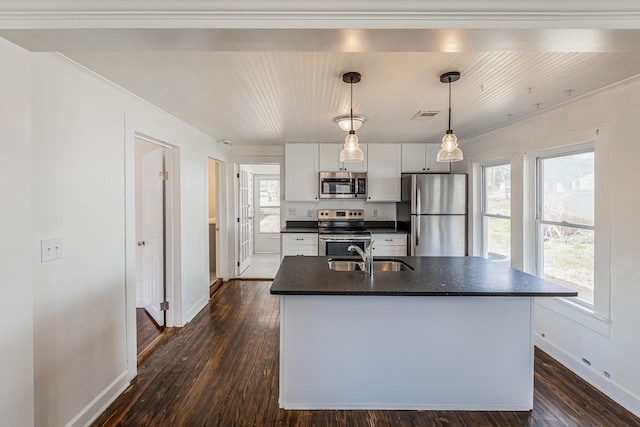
(397, 174), (467, 256)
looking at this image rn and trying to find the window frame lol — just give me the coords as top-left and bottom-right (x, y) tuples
(534, 145), (595, 309)
(481, 160), (512, 261)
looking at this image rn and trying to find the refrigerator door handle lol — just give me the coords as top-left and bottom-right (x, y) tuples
(415, 215), (420, 249)
(416, 187), (421, 216)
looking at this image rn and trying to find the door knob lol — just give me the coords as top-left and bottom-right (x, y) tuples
(137, 241), (146, 246)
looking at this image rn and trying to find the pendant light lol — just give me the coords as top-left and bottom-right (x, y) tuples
(437, 71), (464, 163)
(339, 72), (365, 163)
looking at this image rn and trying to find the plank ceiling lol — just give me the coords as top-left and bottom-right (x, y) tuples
(63, 50), (640, 144)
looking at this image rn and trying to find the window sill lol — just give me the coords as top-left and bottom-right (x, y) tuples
(535, 296), (611, 337)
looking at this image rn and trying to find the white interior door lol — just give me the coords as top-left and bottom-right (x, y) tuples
(142, 148), (165, 326)
(253, 174), (281, 253)
(238, 167), (253, 274)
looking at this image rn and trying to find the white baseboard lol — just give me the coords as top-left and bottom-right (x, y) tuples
(136, 297), (144, 308)
(535, 335), (640, 419)
(64, 370), (130, 427)
(184, 293), (208, 324)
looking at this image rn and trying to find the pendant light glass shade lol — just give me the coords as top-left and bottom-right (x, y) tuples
(437, 71), (463, 163)
(339, 72), (365, 163)
(340, 132), (364, 162)
(436, 130), (463, 162)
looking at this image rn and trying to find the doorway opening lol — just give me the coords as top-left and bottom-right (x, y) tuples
(208, 159), (224, 297)
(236, 164), (282, 279)
(135, 137), (170, 360)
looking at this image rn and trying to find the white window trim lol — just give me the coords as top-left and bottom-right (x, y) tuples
(480, 159), (512, 260)
(526, 130), (611, 332)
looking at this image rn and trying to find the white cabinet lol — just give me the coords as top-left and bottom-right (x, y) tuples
(367, 144), (401, 201)
(371, 233), (407, 256)
(318, 143), (367, 172)
(285, 144), (319, 201)
(281, 233), (319, 257)
(401, 143), (450, 173)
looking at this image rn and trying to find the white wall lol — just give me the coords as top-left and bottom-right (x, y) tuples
(14, 48), (230, 426)
(0, 37), (35, 427)
(460, 76), (640, 417)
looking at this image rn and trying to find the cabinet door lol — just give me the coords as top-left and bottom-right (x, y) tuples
(281, 233), (319, 257)
(425, 143), (451, 173)
(367, 144), (401, 201)
(285, 144), (319, 201)
(318, 144), (343, 171)
(372, 246), (407, 256)
(342, 144), (368, 172)
(401, 144), (427, 172)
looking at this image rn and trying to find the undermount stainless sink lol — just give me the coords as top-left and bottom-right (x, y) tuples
(328, 259), (414, 272)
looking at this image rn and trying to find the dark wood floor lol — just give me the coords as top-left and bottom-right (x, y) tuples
(97, 281), (640, 426)
(136, 308), (164, 356)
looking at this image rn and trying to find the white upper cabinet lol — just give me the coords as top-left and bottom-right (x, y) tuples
(401, 143), (451, 173)
(367, 144), (401, 202)
(318, 143), (367, 172)
(285, 144), (319, 201)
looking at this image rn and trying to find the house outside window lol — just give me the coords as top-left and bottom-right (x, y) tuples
(482, 162), (511, 263)
(536, 149), (595, 305)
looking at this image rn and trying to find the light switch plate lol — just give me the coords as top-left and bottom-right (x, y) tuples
(41, 237), (64, 263)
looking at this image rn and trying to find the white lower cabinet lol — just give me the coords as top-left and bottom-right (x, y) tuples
(281, 233), (319, 257)
(371, 233), (407, 256)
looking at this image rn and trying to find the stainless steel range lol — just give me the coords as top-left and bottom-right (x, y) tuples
(317, 209), (371, 256)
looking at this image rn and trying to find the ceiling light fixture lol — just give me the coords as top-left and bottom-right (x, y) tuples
(333, 114), (366, 132)
(339, 72), (365, 163)
(437, 71), (463, 163)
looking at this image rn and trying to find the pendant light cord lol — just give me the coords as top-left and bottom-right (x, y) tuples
(448, 79), (452, 132)
(350, 76), (354, 132)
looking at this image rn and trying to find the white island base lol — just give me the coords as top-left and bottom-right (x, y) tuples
(279, 295), (534, 411)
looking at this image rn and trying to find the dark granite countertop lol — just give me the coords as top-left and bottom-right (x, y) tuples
(368, 228), (407, 234)
(270, 256), (578, 297)
(280, 226), (319, 233)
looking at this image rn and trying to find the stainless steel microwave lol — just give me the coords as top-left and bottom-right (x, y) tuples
(319, 171), (367, 199)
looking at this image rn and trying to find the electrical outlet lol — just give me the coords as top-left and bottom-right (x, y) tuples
(41, 237), (64, 263)
(288, 208), (296, 216)
(373, 209), (378, 218)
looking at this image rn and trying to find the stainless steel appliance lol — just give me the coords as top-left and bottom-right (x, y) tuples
(319, 171), (367, 199)
(397, 174), (467, 256)
(317, 209), (371, 256)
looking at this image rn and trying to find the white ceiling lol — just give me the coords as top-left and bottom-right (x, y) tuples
(58, 49), (640, 144)
(4, 4), (640, 146)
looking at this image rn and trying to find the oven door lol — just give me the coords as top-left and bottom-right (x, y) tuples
(319, 235), (371, 256)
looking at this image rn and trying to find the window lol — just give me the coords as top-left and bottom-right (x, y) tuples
(257, 178), (280, 233)
(536, 150), (594, 305)
(482, 163), (511, 262)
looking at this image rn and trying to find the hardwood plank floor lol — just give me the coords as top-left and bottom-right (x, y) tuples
(136, 308), (163, 356)
(97, 281), (640, 426)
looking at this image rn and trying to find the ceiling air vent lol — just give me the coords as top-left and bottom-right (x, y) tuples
(411, 111), (440, 121)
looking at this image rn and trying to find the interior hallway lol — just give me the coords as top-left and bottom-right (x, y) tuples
(94, 281), (640, 427)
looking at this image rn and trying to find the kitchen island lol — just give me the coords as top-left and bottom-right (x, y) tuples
(270, 256), (577, 411)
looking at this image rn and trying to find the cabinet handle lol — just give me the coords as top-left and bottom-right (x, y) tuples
(422, 168), (426, 171)
(385, 239), (393, 242)
(296, 238), (304, 241)
(368, 196), (371, 199)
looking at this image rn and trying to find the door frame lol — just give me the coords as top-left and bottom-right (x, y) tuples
(234, 162), (281, 277)
(135, 135), (176, 325)
(126, 132), (180, 379)
(207, 158), (223, 287)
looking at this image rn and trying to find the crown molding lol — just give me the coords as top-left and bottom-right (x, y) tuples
(2, 1), (640, 30)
